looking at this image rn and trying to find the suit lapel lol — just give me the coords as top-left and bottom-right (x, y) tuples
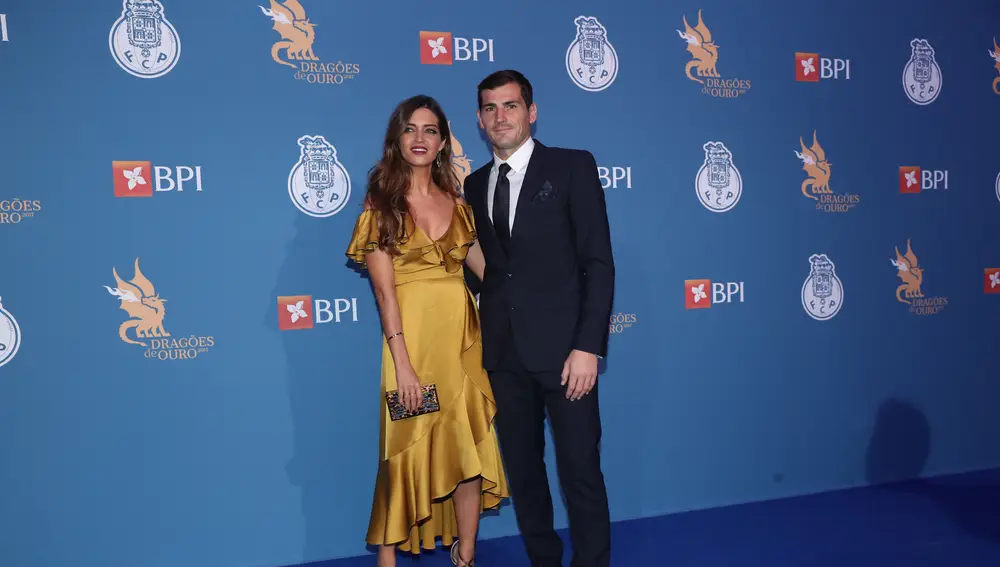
(511, 141), (546, 238)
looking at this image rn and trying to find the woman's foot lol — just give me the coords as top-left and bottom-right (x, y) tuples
(450, 540), (475, 566)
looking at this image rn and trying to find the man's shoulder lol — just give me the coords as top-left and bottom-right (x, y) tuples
(535, 144), (594, 162)
(469, 161), (492, 180)
(545, 146), (597, 174)
(463, 163), (491, 200)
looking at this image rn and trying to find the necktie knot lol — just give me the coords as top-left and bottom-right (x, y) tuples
(498, 162), (511, 177)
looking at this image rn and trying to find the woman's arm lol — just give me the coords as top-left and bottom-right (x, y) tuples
(363, 203), (421, 410)
(465, 240), (486, 281)
(367, 247), (412, 371)
(456, 196), (486, 281)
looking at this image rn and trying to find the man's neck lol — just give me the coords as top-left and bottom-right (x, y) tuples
(494, 136), (530, 161)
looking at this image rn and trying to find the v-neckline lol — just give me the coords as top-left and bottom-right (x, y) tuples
(412, 201), (457, 243)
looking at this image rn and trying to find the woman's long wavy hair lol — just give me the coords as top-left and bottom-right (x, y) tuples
(366, 95), (460, 255)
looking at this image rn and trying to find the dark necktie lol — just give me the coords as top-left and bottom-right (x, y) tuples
(492, 162), (512, 252)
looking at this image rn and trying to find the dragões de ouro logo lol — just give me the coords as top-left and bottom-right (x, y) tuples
(0, 295), (21, 369)
(802, 253), (844, 321)
(1, 198), (42, 224)
(794, 131), (859, 213)
(259, 0), (360, 85)
(288, 135), (351, 218)
(104, 258), (215, 361)
(890, 239), (947, 316)
(566, 16), (618, 92)
(678, 10), (751, 98)
(109, 0), (181, 79)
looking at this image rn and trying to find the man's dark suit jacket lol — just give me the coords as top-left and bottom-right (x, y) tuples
(463, 140), (615, 373)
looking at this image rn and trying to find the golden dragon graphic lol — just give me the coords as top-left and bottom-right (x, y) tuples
(104, 258), (169, 347)
(677, 10), (719, 84)
(891, 240), (924, 304)
(990, 37), (1000, 95)
(259, 0), (318, 69)
(794, 131), (832, 200)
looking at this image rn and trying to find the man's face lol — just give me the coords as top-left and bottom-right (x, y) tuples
(477, 82), (537, 159)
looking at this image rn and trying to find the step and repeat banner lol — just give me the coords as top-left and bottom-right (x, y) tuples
(1, 1), (999, 566)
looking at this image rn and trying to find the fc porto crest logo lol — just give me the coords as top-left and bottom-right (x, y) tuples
(801, 254), (844, 321)
(566, 16), (619, 92)
(695, 141), (741, 212)
(902, 38), (941, 105)
(0, 295), (22, 368)
(109, 0), (181, 79)
(288, 135), (351, 218)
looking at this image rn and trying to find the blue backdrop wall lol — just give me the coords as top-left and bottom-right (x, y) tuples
(2, 0), (1000, 566)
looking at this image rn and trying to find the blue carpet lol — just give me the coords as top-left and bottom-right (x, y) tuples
(289, 468), (1000, 566)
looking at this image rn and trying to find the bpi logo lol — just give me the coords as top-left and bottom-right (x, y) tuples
(984, 268), (1000, 294)
(0, 295), (21, 369)
(566, 16), (619, 92)
(1, 13), (9, 42)
(598, 166), (632, 189)
(277, 295), (359, 330)
(109, 0), (181, 79)
(696, 142), (741, 212)
(903, 38), (942, 105)
(898, 166), (948, 194)
(112, 161), (204, 198)
(420, 31), (495, 65)
(684, 279), (744, 309)
(288, 135), (351, 218)
(801, 254), (844, 321)
(795, 52), (851, 81)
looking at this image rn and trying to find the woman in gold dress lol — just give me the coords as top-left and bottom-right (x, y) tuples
(345, 95), (509, 567)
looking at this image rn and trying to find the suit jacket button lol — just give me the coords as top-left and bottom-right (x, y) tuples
(506, 273), (512, 279)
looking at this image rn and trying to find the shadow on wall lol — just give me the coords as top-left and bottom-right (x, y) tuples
(865, 398), (931, 485)
(865, 398), (1000, 544)
(267, 211), (346, 562)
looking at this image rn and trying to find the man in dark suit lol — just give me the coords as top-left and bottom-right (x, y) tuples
(463, 69), (615, 567)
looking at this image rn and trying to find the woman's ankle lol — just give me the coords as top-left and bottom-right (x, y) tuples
(458, 540), (475, 561)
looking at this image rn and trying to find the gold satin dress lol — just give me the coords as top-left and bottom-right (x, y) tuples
(345, 202), (509, 554)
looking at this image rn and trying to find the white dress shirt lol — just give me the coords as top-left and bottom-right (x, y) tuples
(487, 137), (535, 234)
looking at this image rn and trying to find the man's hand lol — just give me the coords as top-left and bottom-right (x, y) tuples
(561, 349), (598, 401)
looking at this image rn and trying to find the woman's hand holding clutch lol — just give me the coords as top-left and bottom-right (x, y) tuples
(395, 363), (423, 412)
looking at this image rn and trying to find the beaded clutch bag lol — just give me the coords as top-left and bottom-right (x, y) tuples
(385, 384), (440, 421)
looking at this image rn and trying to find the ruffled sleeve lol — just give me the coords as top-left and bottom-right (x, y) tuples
(456, 203), (478, 246)
(345, 209), (380, 268)
(437, 203), (477, 269)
